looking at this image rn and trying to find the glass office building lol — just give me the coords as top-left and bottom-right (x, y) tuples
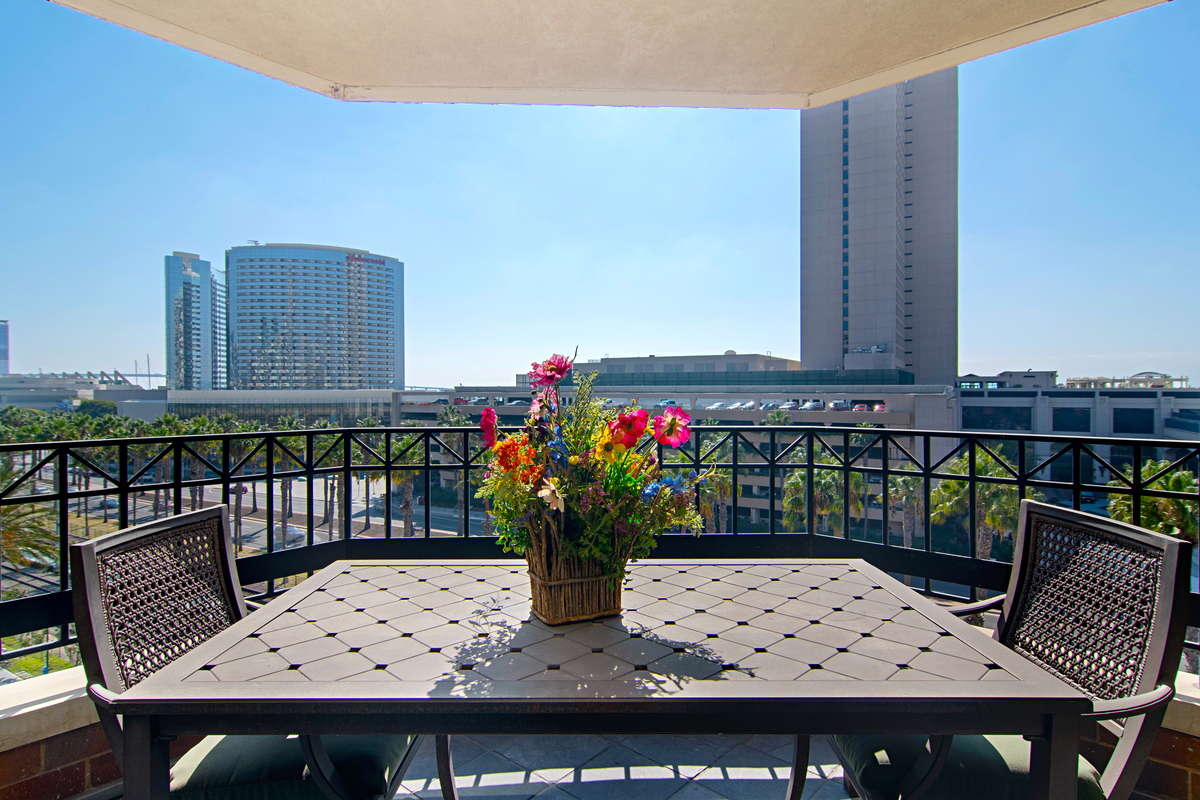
(164, 252), (226, 390)
(226, 244), (403, 390)
(0, 319), (8, 375)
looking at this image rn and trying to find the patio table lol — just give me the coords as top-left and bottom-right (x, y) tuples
(108, 559), (1089, 800)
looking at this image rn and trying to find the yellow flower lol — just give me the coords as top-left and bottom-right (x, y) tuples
(538, 477), (565, 513)
(594, 427), (627, 464)
(568, 455), (580, 465)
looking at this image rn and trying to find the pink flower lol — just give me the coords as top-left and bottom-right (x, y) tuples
(609, 408), (649, 448)
(652, 407), (691, 448)
(528, 354), (574, 388)
(480, 407), (498, 449)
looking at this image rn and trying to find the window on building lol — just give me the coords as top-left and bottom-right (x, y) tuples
(842, 253), (849, 262)
(843, 198), (849, 208)
(843, 293), (849, 303)
(843, 225), (849, 235)
(842, 308), (848, 317)
(842, 280), (848, 290)
(1052, 407), (1091, 433)
(1113, 408), (1154, 435)
(607, 365), (625, 374)
(843, 170), (849, 180)
(843, 143), (849, 152)
(962, 406), (1033, 431)
(699, 363), (716, 372)
(842, 156), (849, 166)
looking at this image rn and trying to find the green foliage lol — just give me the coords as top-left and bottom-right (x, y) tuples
(477, 363), (706, 580)
(761, 409), (792, 427)
(77, 399), (118, 418)
(1108, 460), (1199, 543)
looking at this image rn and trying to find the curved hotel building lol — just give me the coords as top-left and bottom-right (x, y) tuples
(225, 243), (403, 390)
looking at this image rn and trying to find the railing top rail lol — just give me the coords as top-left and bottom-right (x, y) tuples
(3, 425), (1198, 452)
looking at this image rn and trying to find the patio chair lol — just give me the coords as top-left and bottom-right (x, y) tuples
(70, 505), (422, 800)
(832, 499), (1192, 800)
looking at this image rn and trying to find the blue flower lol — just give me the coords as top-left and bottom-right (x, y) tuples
(641, 481), (661, 504)
(659, 474), (690, 495)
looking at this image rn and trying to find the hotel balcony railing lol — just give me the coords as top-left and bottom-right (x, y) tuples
(1, 425), (1197, 668)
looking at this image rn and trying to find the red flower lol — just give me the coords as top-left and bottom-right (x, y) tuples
(480, 407), (498, 449)
(610, 408), (649, 447)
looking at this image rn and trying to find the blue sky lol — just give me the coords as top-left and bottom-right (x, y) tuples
(0, 1), (1196, 389)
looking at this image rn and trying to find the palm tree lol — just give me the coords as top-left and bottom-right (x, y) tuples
(352, 417), (385, 531)
(929, 450), (1041, 600)
(437, 406), (470, 535)
(761, 409), (792, 427)
(149, 413), (184, 519)
(0, 462), (58, 571)
(1108, 460), (1199, 542)
(391, 421), (425, 538)
(272, 414), (307, 547)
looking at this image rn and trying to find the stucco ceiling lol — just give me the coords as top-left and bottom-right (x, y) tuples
(53, 0), (1163, 108)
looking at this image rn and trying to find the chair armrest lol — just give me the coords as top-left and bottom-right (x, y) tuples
(1084, 684), (1175, 721)
(88, 683), (120, 711)
(245, 600), (266, 612)
(947, 594), (1005, 617)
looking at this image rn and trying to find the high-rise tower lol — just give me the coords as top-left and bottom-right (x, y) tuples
(164, 252), (226, 390)
(225, 244), (404, 390)
(801, 67), (958, 386)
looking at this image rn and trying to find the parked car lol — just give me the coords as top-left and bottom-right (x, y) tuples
(779, 401), (799, 410)
(452, 397), (469, 405)
(741, 401), (757, 410)
(828, 399), (851, 411)
(800, 400), (824, 411)
(1081, 492), (1096, 504)
(653, 399), (678, 408)
(873, 403), (887, 413)
(706, 402), (727, 410)
(505, 399), (530, 406)
(760, 402), (780, 410)
(852, 403), (870, 412)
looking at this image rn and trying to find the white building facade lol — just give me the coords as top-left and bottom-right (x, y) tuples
(226, 244), (404, 390)
(801, 68), (958, 387)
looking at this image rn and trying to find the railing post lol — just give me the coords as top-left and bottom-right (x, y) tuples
(119, 442), (129, 529)
(266, 436), (275, 595)
(806, 432), (815, 548)
(343, 431), (353, 541)
(731, 432), (739, 535)
(881, 433), (890, 547)
(172, 441), (182, 515)
(384, 430), (392, 540)
(923, 434), (932, 593)
(1133, 443), (1143, 527)
(423, 431), (432, 539)
(842, 431), (850, 540)
(769, 430), (776, 536)
(306, 433), (315, 549)
(968, 439), (977, 560)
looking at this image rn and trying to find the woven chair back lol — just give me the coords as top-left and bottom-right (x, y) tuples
(998, 500), (1190, 703)
(71, 506), (245, 695)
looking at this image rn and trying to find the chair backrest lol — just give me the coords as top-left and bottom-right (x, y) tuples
(997, 499), (1191, 703)
(70, 506), (246, 758)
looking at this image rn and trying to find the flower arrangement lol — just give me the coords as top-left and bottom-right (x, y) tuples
(477, 353), (707, 623)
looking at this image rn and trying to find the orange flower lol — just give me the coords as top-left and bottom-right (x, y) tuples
(494, 434), (542, 486)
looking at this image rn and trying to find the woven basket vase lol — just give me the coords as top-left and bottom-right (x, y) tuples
(526, 545), (623, 625)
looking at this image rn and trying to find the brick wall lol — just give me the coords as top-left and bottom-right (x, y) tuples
(1082, 719), (1200, 800)
(0, 724), (199, 800)
(0, 723), (116, 800)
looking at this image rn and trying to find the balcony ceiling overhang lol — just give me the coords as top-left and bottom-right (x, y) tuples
(54, 0), (1162, 109)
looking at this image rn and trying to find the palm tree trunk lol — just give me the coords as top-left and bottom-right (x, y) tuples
(233, 484), (244, 548)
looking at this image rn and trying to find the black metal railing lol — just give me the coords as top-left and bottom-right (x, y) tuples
(1, 425), (1197, 665)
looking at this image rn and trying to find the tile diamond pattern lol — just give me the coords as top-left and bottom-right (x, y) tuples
(182, 562), (1015, 684)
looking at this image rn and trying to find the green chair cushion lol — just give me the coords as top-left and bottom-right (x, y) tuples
(832, 733), (1105, 800)
(169, 734), (417, 800)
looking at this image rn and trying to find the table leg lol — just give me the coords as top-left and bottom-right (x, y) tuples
(785, 735), (810, 800)
(436, 735), (459, 800)
(1029, 714), (1078, 800)
(122, 716), (170, 800)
